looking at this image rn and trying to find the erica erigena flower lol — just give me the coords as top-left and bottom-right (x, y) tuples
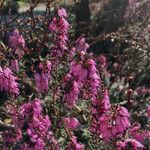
(63, 61), (87, 108)
(67, 136), (84, 150)
(49, 8), (69, 58)
(2, 99), (58, 150)
(9, 29), (25, 49)
(34, 61), (51, 93)
(87, 59), (101, 99)
(130, 122), (150, 143)
(116, 139), (144, 150)
(75, 37), (89, 53)
(98, 106), (130, 142)
(64, 117), (80, 129)
(0, 66), (19, 96)
(10, 59), (19, 72)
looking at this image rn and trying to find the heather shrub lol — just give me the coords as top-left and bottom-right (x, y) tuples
(0, 1), (149, 150)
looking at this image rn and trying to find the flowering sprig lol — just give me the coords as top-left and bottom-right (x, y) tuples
(49, 8), (69, 60)
(0, 66), (19, 96)
(63, 61), (87, 108)
(34, 61), (51, 93)
(87, 59), (101, 99)
(8, 29), (25, 60)
(8, 29), (25, 50)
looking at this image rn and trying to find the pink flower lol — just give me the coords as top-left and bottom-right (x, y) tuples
(147, 105), (150, 119)
(49, 17), (57, 31)
(49, 17), (69, 34)
(34, 61), (51, 93)
(130, 123), (150, 143)
(76, 37), (89, 52)
(116, 139), (144, 150)
(64, 117), (80, 129)
(49, 8), (69, 59)
(98, 106), (130, 142)
(67, 136), (84, 150)
(0, 66), (19, 96)
(87, 59), (101, 99)
(91, 89), (110, 115)
(10, 59), (19, 72)
(63, 61), (87, 108)
(9, 29), (25, 49)
(103, 89), (111, 111)
(2, 99), (58, 150)
(58, 8), (68, 18)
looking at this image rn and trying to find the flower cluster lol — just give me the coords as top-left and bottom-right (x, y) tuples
(75, 37), (89, 53)
(49, 8), (69, 59)
(129, 123), (150, 144)
(8, 29), (25, 60)
(67, 136), (84, 150)
(87, 59), (101, 99)
(3, 99), (58, 150)
(34, 61), (51, 93)
(116, 139), (144, 150)
(8, 29), (25, 49)
(10, 59), (19, 72)
(91, 89), (111, 115)
(63, 60), (88, 108)
(1, 7), (150, 150)
(99, 106), (130, 142)
(64, 117), (80, 129)
(0, 66), (19, 96)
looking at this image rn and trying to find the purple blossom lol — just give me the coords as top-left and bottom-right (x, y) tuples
(63, 61), (87, 108)
(9, 29), (25, 49)
(0, 66), (19, 96)
(67, 136), (84, 150)
(64, 117), (80, 129)
(10, 59), (19, 72)
(49, 8), (69, 59)
(58, 8), (68, 18)
(87, 59), (101, 99)
(103, 89), (111, 111)
(98, 106), (130, 142)
(91, 89), (110, 115)
(2, 99), (58, 150)
(34, 61), (51, 93)
(76, 37), (89, 52)
(130, 123), (150, 143)
(116, 139), (144, 150)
